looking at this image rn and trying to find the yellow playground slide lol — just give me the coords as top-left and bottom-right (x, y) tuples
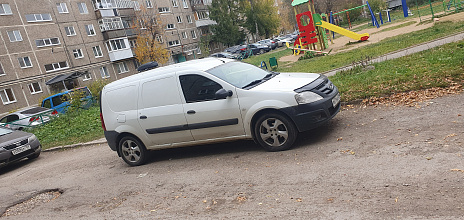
(316, 20), (369, 41)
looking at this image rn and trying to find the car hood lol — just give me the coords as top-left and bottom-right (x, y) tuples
(0, 129), (30, 147)
(251, 72), (320, 92)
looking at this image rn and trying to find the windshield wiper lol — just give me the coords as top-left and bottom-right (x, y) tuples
(242, 79), (263, 89)
(242, 73), (277, 89)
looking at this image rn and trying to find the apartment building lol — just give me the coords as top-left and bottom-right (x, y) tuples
(0, 0), (222, 114)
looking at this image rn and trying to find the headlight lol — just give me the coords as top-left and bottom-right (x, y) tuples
(295, 91), (323, 104)
(28, 134), (37, 143)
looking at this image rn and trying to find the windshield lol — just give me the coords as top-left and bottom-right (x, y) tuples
(0, 127), (13, 136)
(206, 61), (276, 89)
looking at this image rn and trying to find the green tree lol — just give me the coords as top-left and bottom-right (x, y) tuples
(278, 0), (297, 34)
(367, 0), (387, 13)
(242, 0), (281, 40)
(133, 6), (170, 65)
(209, 0), (246, 46)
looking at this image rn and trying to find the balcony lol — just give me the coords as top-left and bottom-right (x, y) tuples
(108, 48), (133, 62)
(93, 0), (136, 10)
(195, 19), (217, 28)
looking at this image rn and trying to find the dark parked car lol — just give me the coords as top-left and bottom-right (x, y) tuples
(210, 52), (239, 59)
(248, 43), (271, 55)
(0, 107), (58, 130)
(137, 61), (159, 72)
(224, 45), (247, 54)
(257, 39), (278, 50)
(0, 127), (41, 167)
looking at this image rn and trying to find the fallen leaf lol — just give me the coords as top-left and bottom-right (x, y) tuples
(337, 137), (343, 141)
(450, 169), (464, 172)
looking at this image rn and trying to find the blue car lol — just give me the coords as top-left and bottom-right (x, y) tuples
(41, 87), (92, 113)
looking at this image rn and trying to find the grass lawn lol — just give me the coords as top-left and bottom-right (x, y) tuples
(269, 21), (464, 73)
(28, 106), (104, 149)
(331, 41), (464, 102)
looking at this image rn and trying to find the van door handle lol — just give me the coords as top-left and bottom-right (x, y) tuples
(140, 115), (147, 119)
(187, 110), (196, 114)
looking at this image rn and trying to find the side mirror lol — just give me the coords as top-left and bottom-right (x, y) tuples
(215, 89), (233, 99)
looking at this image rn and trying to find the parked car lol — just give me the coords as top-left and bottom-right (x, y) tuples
(274, 36), (294, 47)
(0, 127), (41, 167)
(100, 58), (340, 166)
(0, 107), (58, 130)
(257, 39), (278, 50)
(224, 45), (247, 54)
(247, 43), (271, 55)
(137, 61), (159, 72)
(41, 87), (92, 113)
(210, 52), (239, 59)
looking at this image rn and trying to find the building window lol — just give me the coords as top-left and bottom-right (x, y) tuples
(176, 16), (182, 23)
(155, 35), (163, 43)
(167, 24), (175, 29)
(28, 82), (42, 94)
(106, 38), (127, 51)
(197, 11), (209, 20)
(78, 2), (88, 14)
(65, 26), (76, 36)
(44, 61), (68, 72)
(18, 57), (32, 68)
(83, 72), (91, 81)
(25, 14), (52, 22)
(35, 37), (60, 47)
(73, 49), (84, 59)
(191, 30), (197, 39)
(92, 45), (103, 57)
(0, 88), (16, 105)
(168, 40), (180, 47)
(182, 32), (187, 39)
(0, 62), (4, 76)
(100, 66), (110, 78)
(115, 62), (129, 74)
(172, 0), (178, 7)
(57, 3), (68, 13)
(85, 24), (96, 36)
(182, 0), (188, 8)
(0, 4), (12, 15)
(158, 7), (170, 13)
(186, 15), (192, 23)
(7, 30), (22, 42)
(145, 0), (153, 8)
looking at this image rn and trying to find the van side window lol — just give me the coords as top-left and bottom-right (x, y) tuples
(43, 99), (51, 108)
(51, 96), (63, 106)
(179, 74), (223, 103)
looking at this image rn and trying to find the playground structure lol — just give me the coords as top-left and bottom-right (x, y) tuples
(288, 0), (373, 55)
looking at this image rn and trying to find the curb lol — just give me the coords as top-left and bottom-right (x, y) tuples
(43, 138), (107, 152)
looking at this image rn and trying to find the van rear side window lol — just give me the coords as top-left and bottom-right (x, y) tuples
(141, 76), (181, 108)
(52, 96), (64, 106)
(105, 85), (137, 112)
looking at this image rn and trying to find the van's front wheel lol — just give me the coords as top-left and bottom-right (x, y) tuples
(254, 113), (297, 152)
(119, 136), (148, 166)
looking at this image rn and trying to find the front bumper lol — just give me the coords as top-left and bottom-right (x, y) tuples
(281, 93), (340, 132)
(0, 139), (41, 166)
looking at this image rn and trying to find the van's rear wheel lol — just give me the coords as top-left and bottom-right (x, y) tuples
(119, 136), (148, 166)
(254, 113), (297, 151)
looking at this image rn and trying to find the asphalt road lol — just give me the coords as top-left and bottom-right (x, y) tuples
(1, 93), (463, 219)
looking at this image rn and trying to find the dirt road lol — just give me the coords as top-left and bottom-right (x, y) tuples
(1, 92), (463, 219)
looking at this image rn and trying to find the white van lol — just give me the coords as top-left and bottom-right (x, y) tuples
(100, 58), (340, 166)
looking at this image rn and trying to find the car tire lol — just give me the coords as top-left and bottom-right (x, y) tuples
(254, 113), (298, 152)
(119, 136), (148, 166)
(27, 151), (40, 160)
(259, 49), (265, 54)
